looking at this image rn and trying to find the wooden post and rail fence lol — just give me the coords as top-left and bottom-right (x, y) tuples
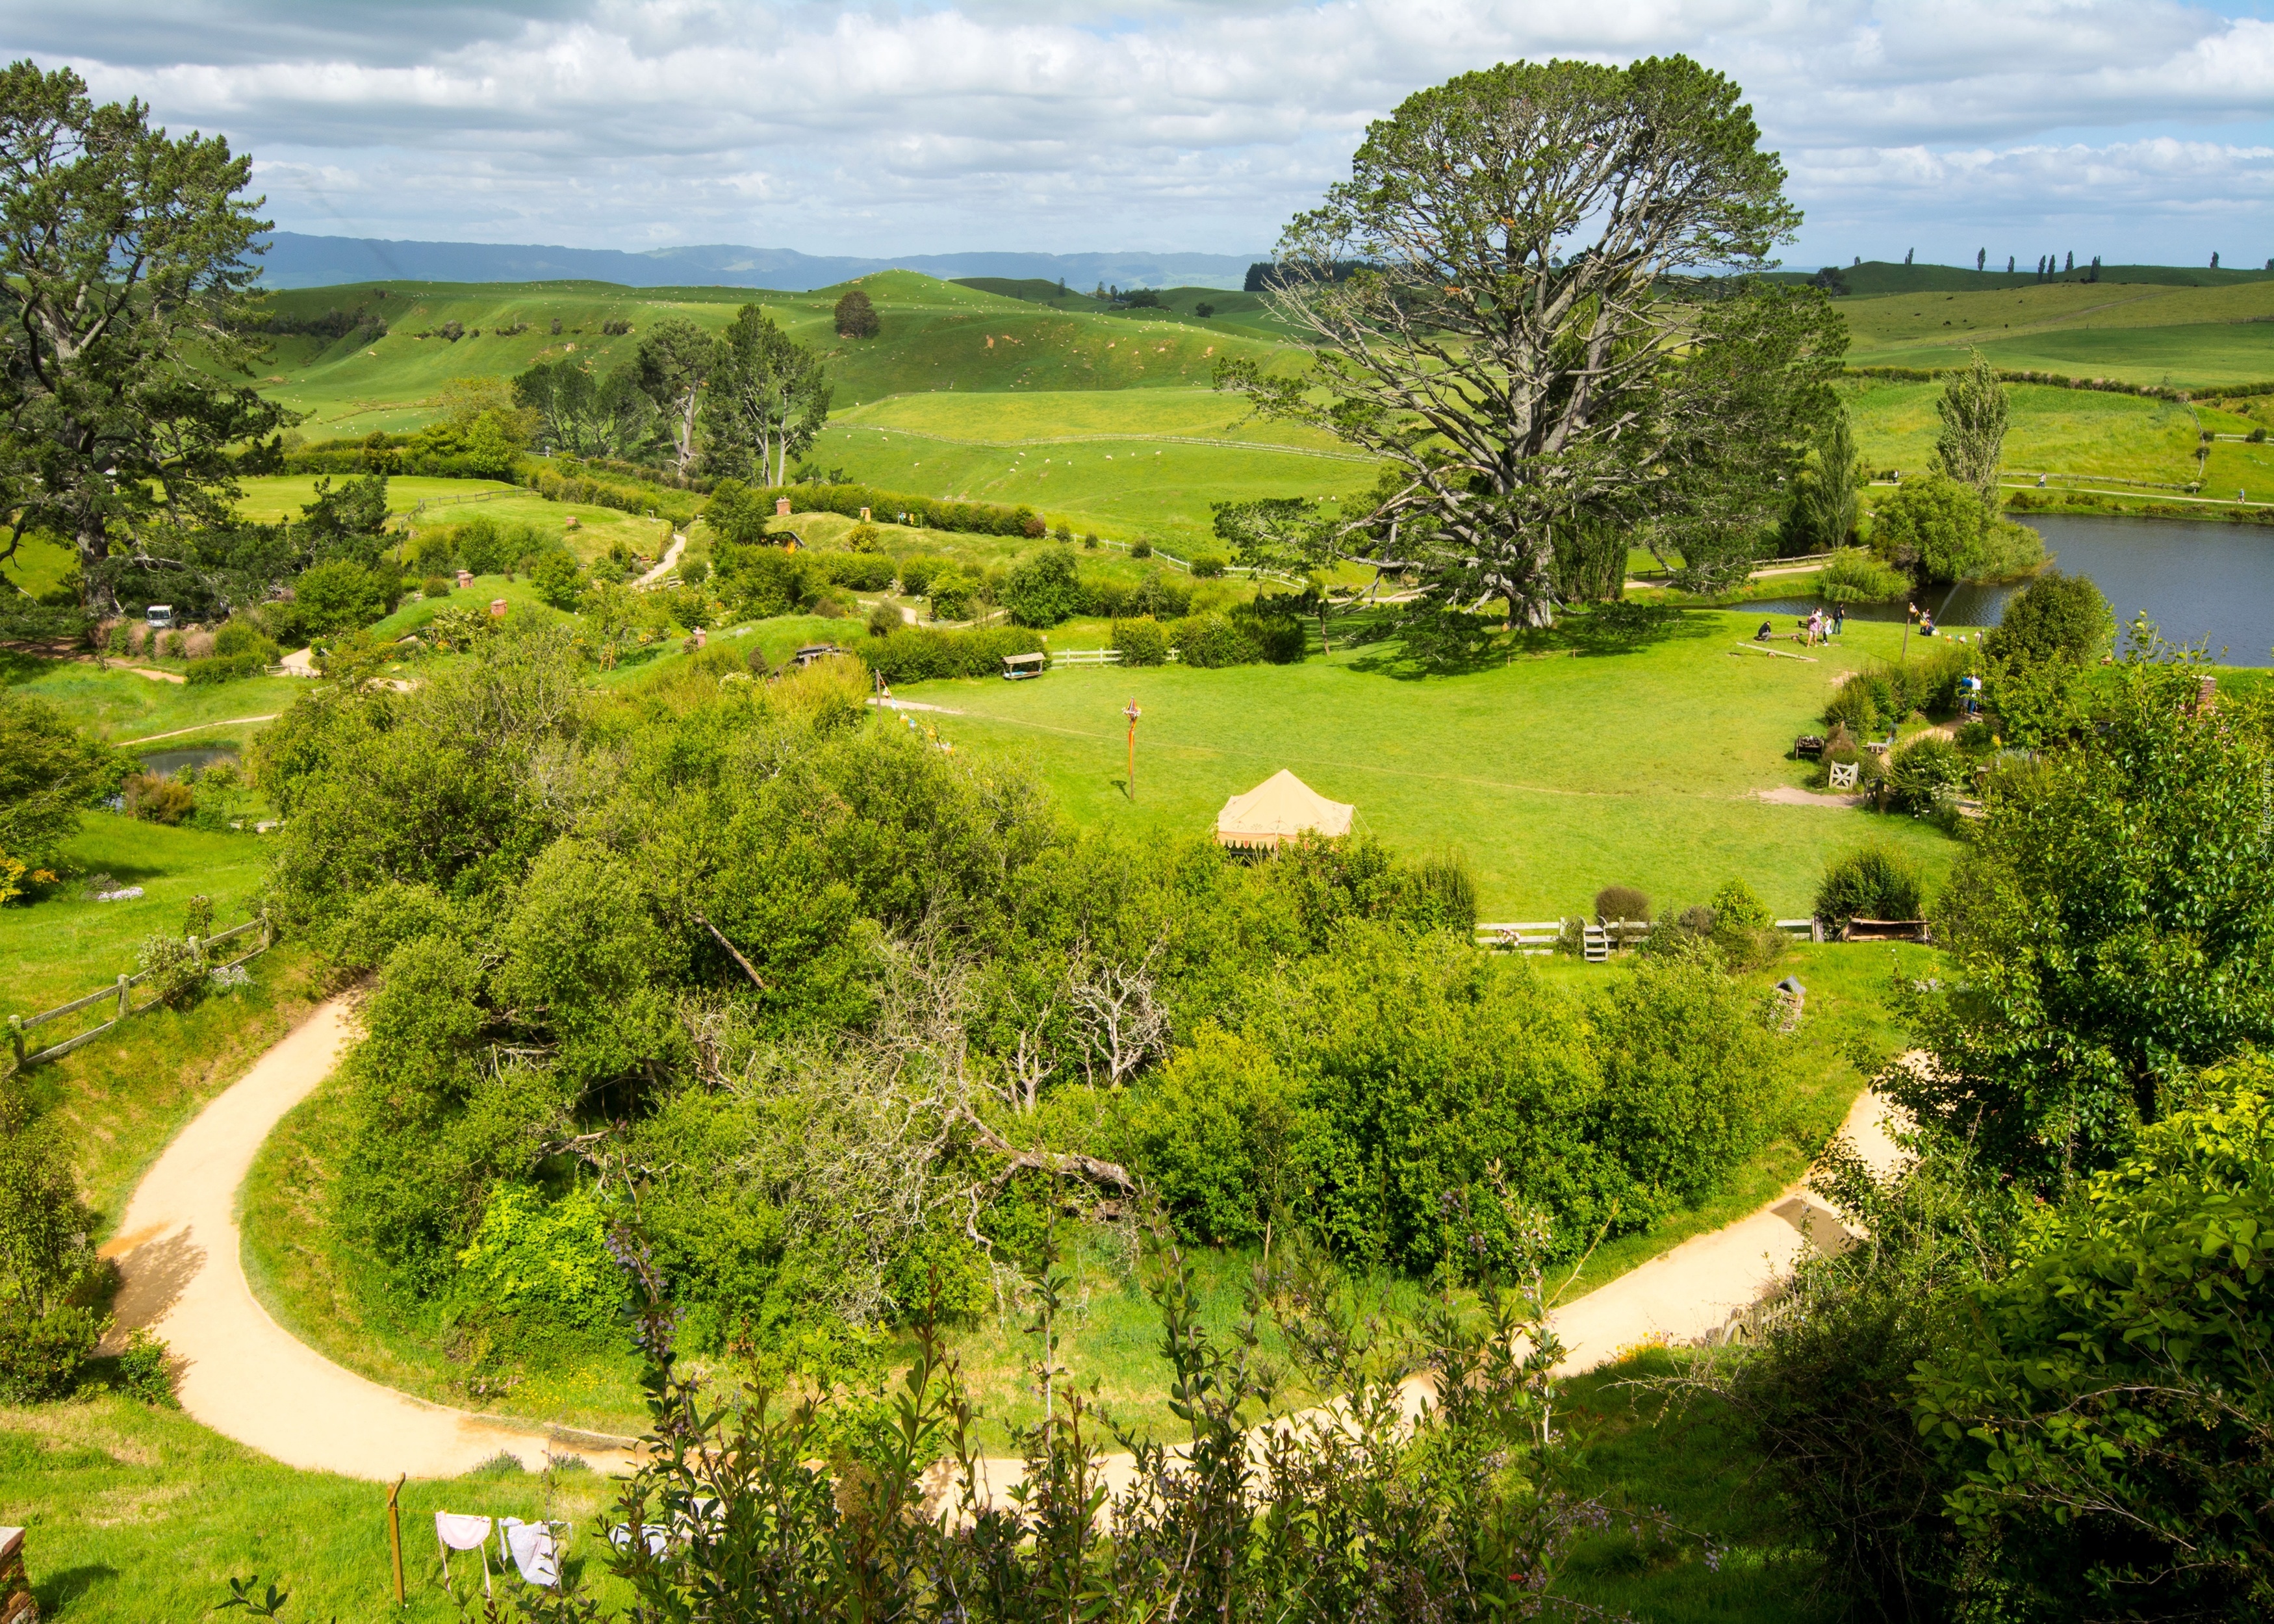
(7, 912), (274, 1071)
(1475, 917), (1822, 961)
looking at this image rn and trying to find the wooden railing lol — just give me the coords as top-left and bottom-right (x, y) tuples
(8, 916), (272, 1069)
(1475, 916), (1822, 958)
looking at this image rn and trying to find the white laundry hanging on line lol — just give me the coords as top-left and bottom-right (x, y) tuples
(609, 1525), (671, 1557)
(500, 1517), (562, 1587)
(435, 1512), (494, 1595)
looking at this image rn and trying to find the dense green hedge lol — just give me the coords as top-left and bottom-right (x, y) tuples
(862, 624), (1046, 683)
(710, 477), (1043, 542)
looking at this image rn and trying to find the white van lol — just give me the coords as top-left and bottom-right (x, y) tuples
(145, 605), (175, 629)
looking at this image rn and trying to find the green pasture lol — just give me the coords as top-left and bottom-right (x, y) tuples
(2, 530), (76, 599)
(254, 271), (1303, 435)
(1844, 377), (2213, 485)
(888, 607), (1959, 920)
(0, 810), (323, 1226)
(1837, 277), (2274, 385)
(1, 652), (306, 745)
(810, 390), (1375, 545)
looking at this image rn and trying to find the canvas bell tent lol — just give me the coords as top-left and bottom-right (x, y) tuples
(1214, 770), (1355, 852)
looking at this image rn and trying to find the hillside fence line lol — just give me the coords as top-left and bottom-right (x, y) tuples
(8, 915), (273, 1070)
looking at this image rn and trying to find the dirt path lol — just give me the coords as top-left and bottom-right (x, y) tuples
(633, 532), (687, 587)
(102, 996), (638, 1482)
(105, 998), (1900, 1489)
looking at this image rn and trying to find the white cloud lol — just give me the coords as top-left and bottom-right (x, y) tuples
(12, 0), (2272, 260)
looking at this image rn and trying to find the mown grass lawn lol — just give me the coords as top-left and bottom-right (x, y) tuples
(0, 1394), (636, 1624)
(893, 606), (1960, 921)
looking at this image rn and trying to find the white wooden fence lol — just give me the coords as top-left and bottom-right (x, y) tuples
(1474, 916), (1821, 959)
(8, 916), (272, 1069)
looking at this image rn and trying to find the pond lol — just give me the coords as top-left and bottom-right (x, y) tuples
(137, 746), (240, 776)
(1749, 514), (2274, 666)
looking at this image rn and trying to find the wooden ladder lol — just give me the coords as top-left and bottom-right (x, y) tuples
(1583, 923), (1611, 963)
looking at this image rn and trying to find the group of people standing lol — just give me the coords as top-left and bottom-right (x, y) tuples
(1757, 604), (1847, 646)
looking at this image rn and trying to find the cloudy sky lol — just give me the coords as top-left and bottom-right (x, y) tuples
(6, 1), (2272, 269)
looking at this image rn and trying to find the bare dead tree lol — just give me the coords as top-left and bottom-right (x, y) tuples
(1068, 935), (1171, 1090)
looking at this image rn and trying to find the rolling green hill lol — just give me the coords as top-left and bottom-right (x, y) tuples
(251, 270), (1307, 438)
(1782, 259), (2274, 296)
(1831, 275), (2274, 385)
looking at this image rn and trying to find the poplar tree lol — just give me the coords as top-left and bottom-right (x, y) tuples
(0, 61), (290, 611)
(1218, 56), (1837, 623)
(1933, 348), (2009, 505)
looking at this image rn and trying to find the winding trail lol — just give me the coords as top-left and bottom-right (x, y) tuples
(103, 996), (1902, 1486)
(102, 996), (639, 1482)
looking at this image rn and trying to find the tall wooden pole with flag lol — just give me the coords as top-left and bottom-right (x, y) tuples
(1123, 700), (1142, 798)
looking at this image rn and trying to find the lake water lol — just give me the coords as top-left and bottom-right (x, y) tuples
(1749, 514), (2274, 666)
(138, 746), (240, 776)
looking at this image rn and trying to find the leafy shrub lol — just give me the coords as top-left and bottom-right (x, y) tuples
(861, 626), (1046, 684)
(1815, 844), (1925, 925)
(137, 933), (208, 1008)
(185, 653), (268, 685)
(530, 551), (585, 610)
(1887, 734), (1967, 816)
(865, 601), (901, 639)
(1121, 1029), (1302, 1247)
(1818, 546), (1907, 602)
(1983, 568), (2115, 666)
(1595, 884), (1650, 924)
(293, 558), (395, 633)
(0, 1302), (103, 1402)
(1190, 553), (1228, 578)
(813, 552), (895, 592)
(1082, 532), (1099, 549)
(421, 574), (454, 600)
(213, 621), (280, 661)
(110, 1327), (177, 1405)
(0, 1091), (110, 1402)
(1589, 954), (1778, 1214)
(1131, 538), (1153, 559)
(1111, 616), (1169, 666)
(845, 522), (882, 552)
(1170, 611), (1255, 668)
(450, 1184), (628, 1340)
(123, 772), (196, 824)
(926, 568), (982, 622)
(896, 555), (946, 597)
(727, 478), (1039, 541)
(1233, 602), (1307, 664)
(1910, 1064), (2274, 1616)
(1002, 546), (1084, 627)
(1707, 878), (1783, 970)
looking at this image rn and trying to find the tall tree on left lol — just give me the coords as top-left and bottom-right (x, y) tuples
(0, 62), (292, 613)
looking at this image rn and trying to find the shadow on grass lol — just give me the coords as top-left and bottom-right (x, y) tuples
(0, 648), (68, 686)
(35, 1565), (120, 1613)
(1340, 602), (1719, 679)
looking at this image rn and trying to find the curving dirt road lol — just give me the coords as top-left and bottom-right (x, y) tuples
(101, 996), (638, 1481)
(103, 995), (1901, 1486)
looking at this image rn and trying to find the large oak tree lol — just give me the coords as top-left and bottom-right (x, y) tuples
(0, 61), (289, 612)
(1218, 56), (1841, 624)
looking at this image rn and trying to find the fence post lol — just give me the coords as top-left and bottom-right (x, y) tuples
(7, 1015), (21, 1069)
(188, 934), (204, 967)
(116, 974), (131, 1019)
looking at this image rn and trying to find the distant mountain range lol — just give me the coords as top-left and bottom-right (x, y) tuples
(254, 233), (1268, 293)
